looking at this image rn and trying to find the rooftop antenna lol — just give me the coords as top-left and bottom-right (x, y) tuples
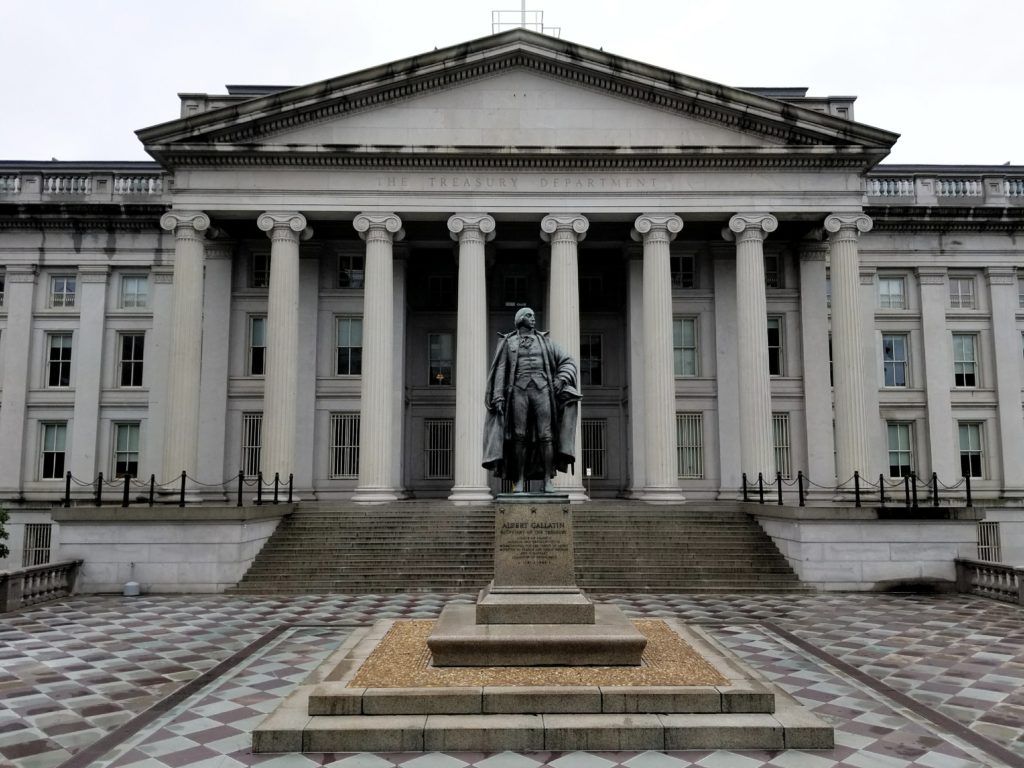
(492, 2), (561, 36)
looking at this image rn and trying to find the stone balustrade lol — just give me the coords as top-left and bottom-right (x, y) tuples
(43, 174), (92, 194)
(0, 559), (82, 613)
(113, 174), (164, 195)
(0, 166), (171, 203)
(0, 174), (21, 194)
(865, 170), (1024, 206)
(955, 557), (1024, 605)
(864, 177), (914, 197)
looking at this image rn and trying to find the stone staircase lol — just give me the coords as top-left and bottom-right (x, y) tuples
(229, 501), (807, 594)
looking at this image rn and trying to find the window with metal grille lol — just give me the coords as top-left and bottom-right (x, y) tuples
(580, 334), (602, 387)
(767, 317), (784, 376)
(119, 333), (144, 387)
(977, 521), (1002, 562)
(670, 254), (695, 289)
(878, 276), (907, 309)
(581, 419), (606, 478)
(329, 413), (360, 478)
(424, 419), (453, 479)
(958, 422), (984, 478)
(336, 317), (363, 375)
(50, 276), (76, 307)
(120, 275), (148, 308)
(676, 412), (704, 479)
(948, 276), (975, 308)
(22, 523), (51, 567)
(40, 423), (67, 480)
(251, 252), (270, 288)
(338, 253), (365, 288)
(113, 423), (140, 478)
(428, 333), (454, 386)
(882, 334), (908, 387)
(248, 317), (266, 376)
(772, 413), (792, 479)
(47, 333), (72, 387)
(887, 422), (914, 477)
(952, 333), (978, 387)
(241, 413), (262, 478)
(673, 317), (697, 377)
(764, 254), (782, 288)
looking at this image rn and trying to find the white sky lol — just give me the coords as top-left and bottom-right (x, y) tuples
(2, 0), (1021, 166)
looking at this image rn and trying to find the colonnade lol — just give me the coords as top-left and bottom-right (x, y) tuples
(158, 208), (875, 501)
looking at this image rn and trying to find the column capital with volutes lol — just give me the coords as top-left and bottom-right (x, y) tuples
(725, 213), (778, 243)
(160, 210), (210, 235)
(354, 212), (404, 243)
(631, 214), (683, 244)
(824, 213), (872, 241)
(541, 214), (589, 243)
(448, 213), (496, 243)
(258, 212), (313, 242)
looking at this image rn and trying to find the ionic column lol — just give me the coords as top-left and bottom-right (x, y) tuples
(798, 240), (836, 489)
(632, 214), (685, 502)
(986, 267), (1024, 496)
(543, 214), (589, 501)
(825, 213), (873, 483)
(196, 240), (233, 490)
(0, 266), (38, 493)
(353, 213), (404, 502)
(256, 212), (312, 486)
(159, 211), (210, 484)
(448, 213), (496, 503)
(726, 213), (777, 481)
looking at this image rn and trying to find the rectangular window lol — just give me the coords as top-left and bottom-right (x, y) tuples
(336, 317), (363, 376)
(118, 333), (145, 387)
(952, 333), (978, 387)
(772, 413), (792, 479)
(22, 523), (52, 567)
(887, 422), (914, 477)
(958, 421), (983, 478)
(251, 252), (270, 288)
(424, 418), (453, 479)
(767, 317), (784, 376)
(676, 412), (704, 479)
(338, 253), (365, 288)
(241, 413), (262, 478)
(249, 317), (266, 376)
(764, 254), (782, 288)
(581, 418), (606, 478)
(50, 276), (76, 307)
(671, 254), (695, 289)
(428, 332), (454, 386)
(113, 423), (140, 478)
(878, 276), (907, 309)
(977, 521), (1002, 562)
(120, 275), (148, 308)
(503, 275), (528, 307)
(329, 413), (360, 478)
(882, 334), (908, 387)
(40, 422), (67, 479)
(673, 318), (698, 377)
(949, 276), (976, 309)
(580, 334), (603, 387)
(47, 333), (72, 387)
(427, 275), (455, 308)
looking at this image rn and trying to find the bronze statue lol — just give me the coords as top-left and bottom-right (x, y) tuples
(482, 308), (581, 493)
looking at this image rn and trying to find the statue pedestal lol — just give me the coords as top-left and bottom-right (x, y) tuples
(427, 494), (646, 666)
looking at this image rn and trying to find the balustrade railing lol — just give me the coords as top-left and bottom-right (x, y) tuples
(864, 171), (1024, 205)
(864, 177), (914, 197)
(956, 558), (1024, 605)
(113, 175), (163, 195)
(43, 174), (92, 194)
(934, 177), (983, 197)
(1006, 178), (1024, 197)
(0, 559), (82, 612)
(0, 174), (20, 194)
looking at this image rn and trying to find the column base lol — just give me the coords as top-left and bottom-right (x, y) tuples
(641, 486), (686, 503)
(352, 488), (400, 504)
(448, 486), (493, 504)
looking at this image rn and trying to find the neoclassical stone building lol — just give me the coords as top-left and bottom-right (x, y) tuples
(1, 29), (1022, 514)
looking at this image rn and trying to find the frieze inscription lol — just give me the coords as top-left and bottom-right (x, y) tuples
(375, 174), (658, 192)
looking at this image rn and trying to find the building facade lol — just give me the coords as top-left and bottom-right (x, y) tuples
(1, 30), (1023, 522)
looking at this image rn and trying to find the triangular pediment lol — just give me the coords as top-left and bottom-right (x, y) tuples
(138, 29), (897, 169)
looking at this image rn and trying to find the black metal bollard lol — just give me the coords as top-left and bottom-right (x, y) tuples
(797, 470), (805, 507)
(904, 475), (911, 508)
(273, 472), (280, 504)
(879, 474), (886, 507)
(237, 471), (244, 507)
(742, 473), (749, 502)
(122, 474), (130, 508)
(776, 471), (783, 505)
(757, 472), (765, 504)
(179, 471), (186, 508)
(64, 471), (71, 508)
(95, 472), (103, 507)
(257, 471), (263, 505)
(149, 474), (155, 507)
(288, 473), (293, 504)
(965, 474), (973, 507)
(932, 472), (940, 508)
(854, 471), (861, 508)
(910, 472), (918, 508)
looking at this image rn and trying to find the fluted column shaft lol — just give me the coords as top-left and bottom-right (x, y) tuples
(257, 212), (310, 483)
(353, 213), (404, 502)
(448, 214), (495, 502)
(159, 211), (209, 483)
(633, 214), (685, 501)
(728, 213), (777, 480)
(826, 213), (873, 482)
(543, 214), (589, 500)
(986, 267), (1024, 494)
(798, 242), (836, 488)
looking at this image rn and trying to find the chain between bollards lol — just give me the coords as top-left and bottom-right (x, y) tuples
(148, 474), (155, 507)
(757, 472), (764, 504)
(64, 471), (72, 508)
(910, 472), (919, 508)
(964, 473), (973, 507)
(776, 471), (783, 505)
(179, 471), (186, 508)
(879, 473), (886, 507)
(742, 473), (749, 502)
(122, 474), (130, 508)
(95, 472), (103, 507)
(273, 472), (280, 504)
(237, 471), (244, 508)
(853, 471), (860, 508)
(256, 471), (263, 506)
(797, 471), (805, 507)
(288, 473), (294, 504)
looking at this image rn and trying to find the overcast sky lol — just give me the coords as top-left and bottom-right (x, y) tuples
(2, 0), (1021, 166)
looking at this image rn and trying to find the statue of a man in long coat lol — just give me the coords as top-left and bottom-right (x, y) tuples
(482, 307), (581, 493)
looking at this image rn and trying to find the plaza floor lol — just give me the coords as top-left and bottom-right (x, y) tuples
(1, 593), (1022, 768)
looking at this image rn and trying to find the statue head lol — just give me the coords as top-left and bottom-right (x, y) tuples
(515, 307), (536, 329)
